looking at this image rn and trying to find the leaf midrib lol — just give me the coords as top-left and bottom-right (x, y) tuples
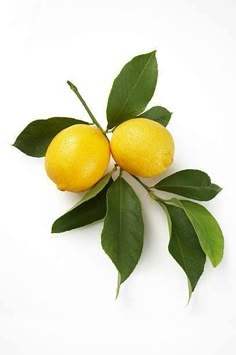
(157, 184), (217, 190)
(114, 52), (155, 120)
(118, 178), (123, 267)
(183, 207), (214, 264)
(172, 227), (191, 287)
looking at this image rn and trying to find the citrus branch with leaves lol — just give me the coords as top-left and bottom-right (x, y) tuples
(13, 51), (224, 301)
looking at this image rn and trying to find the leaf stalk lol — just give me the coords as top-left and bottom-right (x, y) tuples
(131, 174), (166, 204)
(67, 80), (105, 134)
(131, 175), (151, 192)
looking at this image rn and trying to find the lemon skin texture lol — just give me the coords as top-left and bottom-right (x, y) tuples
(110, 118), (174, 178)
(45, 124), (110, 192)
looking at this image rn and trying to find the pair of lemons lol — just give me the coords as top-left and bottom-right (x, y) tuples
(45, 118), (175, 192)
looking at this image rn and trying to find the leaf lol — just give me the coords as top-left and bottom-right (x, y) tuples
(106, 51), (158, 129)
(177, 200), (224, 267)
(52, 177), (112, 233)
(13, 117), (89, 157)
(154, 169), (222, 201)
(137, 106), (172, 127)
(163, 203), (206, 293)
(101, 177), (144, 283)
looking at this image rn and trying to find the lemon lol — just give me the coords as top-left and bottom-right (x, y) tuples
(45, 124), (110, 192)
(110, 118), (174, 177)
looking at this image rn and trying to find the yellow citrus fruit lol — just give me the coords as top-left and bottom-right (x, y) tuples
(45, 124), (110, 192)
(110, 118), (174, 177)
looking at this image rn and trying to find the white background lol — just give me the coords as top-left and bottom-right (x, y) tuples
(0, 0), (236, 354)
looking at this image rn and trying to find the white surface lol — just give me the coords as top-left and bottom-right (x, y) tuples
(0, 0), (236, 354)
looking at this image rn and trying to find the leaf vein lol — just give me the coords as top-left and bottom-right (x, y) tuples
(115, 52), (155, 120)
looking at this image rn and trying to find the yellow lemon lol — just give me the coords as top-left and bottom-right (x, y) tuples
(45, 124), (110, 192)
(110, 118), (174, 177)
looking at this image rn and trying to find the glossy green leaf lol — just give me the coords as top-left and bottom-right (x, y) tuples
(13, 117), (89, 157)
(52, 177), (112, 233)
(137, 106), (172, 126)
(101, 177), (144, 283)
(163, 203), (206, 293)
(178, 200), (224, 267)
(155, 169), (222, 201)
(106, 51), (158, 129)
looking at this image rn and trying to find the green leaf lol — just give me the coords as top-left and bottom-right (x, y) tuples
(154, 169), (222, 201)
(137, 106), (172, 127)
(101, 177), (144, 283)
(13, 117), (89, 157)
(52, 177), (112, 233)
(106, 51), (158, 129)
(163, 203), (206, 293)
(177, 200), (224, 267)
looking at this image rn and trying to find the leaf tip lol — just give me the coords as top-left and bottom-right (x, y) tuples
(11, 142), (25, 154)
(211, 261), (218, 268)
(51, 222), (60, 234)
(186, 279), (193, 306)
(115, 272), (121, 299)
(211, 255), (223, 268)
